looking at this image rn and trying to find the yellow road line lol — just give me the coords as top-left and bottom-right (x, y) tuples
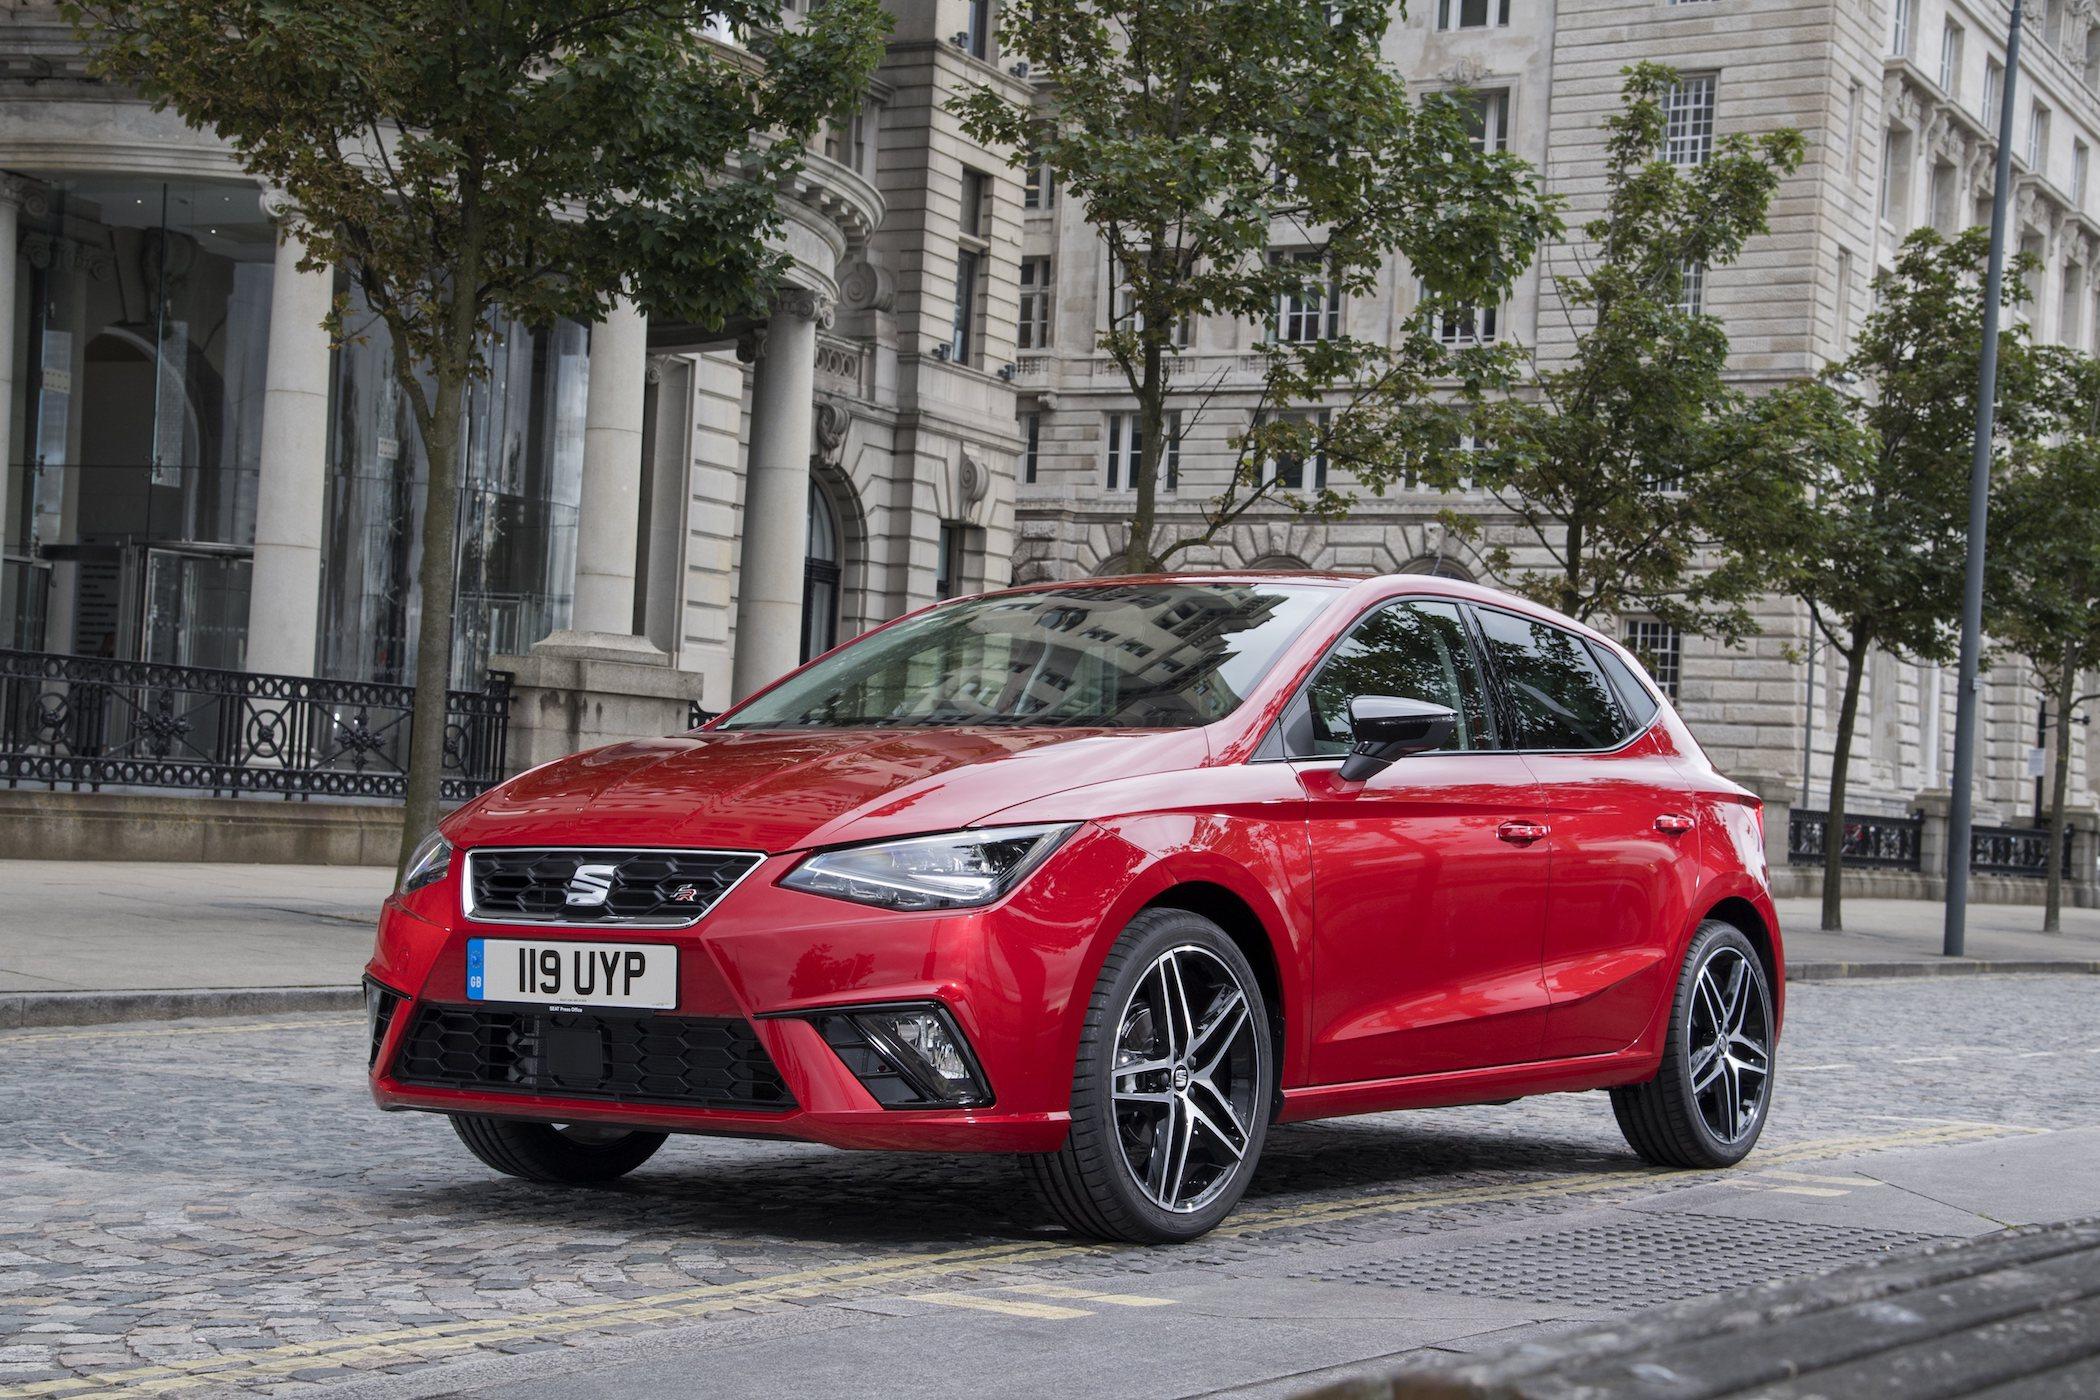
(0, 1119), (2039, 1399)
(1003, 1283), (1176, 1307)
(910, 1291), (1091, 1321)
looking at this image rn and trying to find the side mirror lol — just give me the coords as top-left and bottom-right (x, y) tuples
(1337, 696), (1458, 781)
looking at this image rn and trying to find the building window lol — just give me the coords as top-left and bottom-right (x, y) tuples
(951, 248), (981, 364)
(1105, 412), (1139, 491)
(1465, 88), (1510, 153)
(1274, 252), (1339, 343)
(1844, 80), (1864, 180)
(1431, 293), (1498, 345)
(2076, 141), (2091, 209)
(1939, 20), (1963, 95)
(801, 484), (842, 662)
(1984, 59), (2003, 123)
(1882, 127), (1914, 230)
(1019, 256), (1053, 350)
(1929, 160), (1958, 234)
(935, 522), (967, 600)
(959, 167), (989, 239)
(1889, 0), (1912, 57)
(1107, 251), (1191, 345)
(1834, 246), (1854, 351)
(1022, 409), (1040, 484)
(964, 0), (992, 60)
(1436, 0), (1509, 29)
(2028, 103), (2051, 171)
(1675, 260), (1706, 315)
(1023, 151), (1053, 210)
(1164, 412), (1181, 492)
(1622, 619), (1682, 700)
(1257, 410), (1329, 491)
(1664, 76), (1717, 167)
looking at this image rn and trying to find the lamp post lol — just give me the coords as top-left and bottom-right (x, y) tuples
(1944, 0), (2025, 958)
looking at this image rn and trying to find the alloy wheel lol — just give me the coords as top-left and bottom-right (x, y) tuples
(1111, 944), (1264, 1213)
(1686, 945), (1772, 1145)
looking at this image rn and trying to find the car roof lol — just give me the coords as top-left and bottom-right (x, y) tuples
(996, 572), (1623, 653)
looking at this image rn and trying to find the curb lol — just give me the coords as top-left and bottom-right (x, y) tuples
(1788, 957), (2100, 982)
(0, 986), (361, 1030)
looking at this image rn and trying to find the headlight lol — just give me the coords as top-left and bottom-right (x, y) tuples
(781, 824), (1076, 911)
(399, 830), (452, 894)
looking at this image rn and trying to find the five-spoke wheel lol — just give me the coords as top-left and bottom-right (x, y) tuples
(1028, 908), (1272, 1242)
(1611, 919), (1777, 1168)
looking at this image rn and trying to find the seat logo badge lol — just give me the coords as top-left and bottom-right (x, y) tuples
(1172, 1066), (1191, 1091)
(667, 884), (700, 904)
(564, 863), (619, 907)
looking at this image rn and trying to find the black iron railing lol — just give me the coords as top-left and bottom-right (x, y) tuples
(688, 700), (717, 730)
(1787, 809), (1924, 870)
(0, 650), (510, 802)
(1970, 824), (2075, 878)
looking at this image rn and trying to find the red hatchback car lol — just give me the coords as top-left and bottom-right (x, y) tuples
(367, 574), (1782, 1242)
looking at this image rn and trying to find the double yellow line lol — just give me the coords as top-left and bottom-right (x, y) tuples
(0, 1118), (2029, 1398)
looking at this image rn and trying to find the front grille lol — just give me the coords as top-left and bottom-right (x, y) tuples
(465, 848), (761, 927)
(392, 1005), (795, 1111)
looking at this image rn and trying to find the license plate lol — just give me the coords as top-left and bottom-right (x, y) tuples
(467, 939), (677, 1009)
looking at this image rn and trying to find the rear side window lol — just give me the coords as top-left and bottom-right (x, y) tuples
(1298, 599), (1498, 755)
(1470, 608), (1628, 750)
(1591, 644), (1661, 730)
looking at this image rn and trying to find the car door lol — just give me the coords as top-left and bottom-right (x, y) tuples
(1466, 606), (1703, 1059)
(1286, 597), (1553, 1084)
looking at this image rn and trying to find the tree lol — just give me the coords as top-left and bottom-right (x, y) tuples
(1412, 63), (1806, 645)
(74, 0), (887, 871)
(953, 0), (1555, 570)
(1761, 228), (2052, 932)
(1991, 353), (2100, 932)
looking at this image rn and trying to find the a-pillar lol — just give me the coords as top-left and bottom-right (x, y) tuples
(572, 294), (649, 635)
(243, 197), (336, 676)
(730, 288), (828, 701)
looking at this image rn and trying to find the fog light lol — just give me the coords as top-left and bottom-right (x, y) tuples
(811, 1003), (993, 1109)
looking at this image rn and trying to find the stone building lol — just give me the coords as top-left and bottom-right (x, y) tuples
(0, 0), (1027, 776)
(1013, 0), (2100, 886)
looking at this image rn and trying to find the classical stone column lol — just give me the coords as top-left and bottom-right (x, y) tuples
(243, 200), (336, 677)
(730, 289), (827, 701)
(0, 179), (27, 628)
(572, 294), (649, 635)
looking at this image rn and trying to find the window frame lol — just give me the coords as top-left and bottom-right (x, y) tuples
(1461, 602), (1649, 755)
(1268, 596), (1507, 760)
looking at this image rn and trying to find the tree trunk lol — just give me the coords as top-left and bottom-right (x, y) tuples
(1125, 330), (1166, 572)
(2044, 662), (2076, 934)
(395, 358), (470, 878)
(1819, 631), (1871, 933)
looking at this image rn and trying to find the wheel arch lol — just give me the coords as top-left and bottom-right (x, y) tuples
(1141, 881), (1289, 1108)
(1703, 895), (1781, 1019)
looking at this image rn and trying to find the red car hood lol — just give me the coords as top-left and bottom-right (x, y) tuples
(447, 726), (1211, 854)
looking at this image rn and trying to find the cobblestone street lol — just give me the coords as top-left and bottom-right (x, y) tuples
(3, 976), (2097, 1398)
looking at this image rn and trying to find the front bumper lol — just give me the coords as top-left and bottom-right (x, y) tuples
(365, 825), (1150, 1153)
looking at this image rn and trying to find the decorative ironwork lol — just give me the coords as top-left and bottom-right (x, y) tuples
(688, 700), (716, 730)
(0, 650), (510, 802)
(1970, 824), (2074, 878)
(1787, 809), (1924, 870)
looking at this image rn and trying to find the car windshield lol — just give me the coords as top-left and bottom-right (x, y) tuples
(719, 582), (1334, 730)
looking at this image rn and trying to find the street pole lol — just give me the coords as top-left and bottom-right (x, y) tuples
(1945, 0), (2024, 959)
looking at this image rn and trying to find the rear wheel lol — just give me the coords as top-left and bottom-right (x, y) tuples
(450, 1115), (667, 1184)
(1610, 920), (1776, 1168)
(1026, 908), (1273, 1243)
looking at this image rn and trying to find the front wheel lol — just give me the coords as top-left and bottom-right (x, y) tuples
(450, 1115), (667, 1184)
(1610, 920), (1777, 1168)
(1025, 908), (1274, 1243)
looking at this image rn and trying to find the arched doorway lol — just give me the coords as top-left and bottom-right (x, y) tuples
(800, 482), (842, 662)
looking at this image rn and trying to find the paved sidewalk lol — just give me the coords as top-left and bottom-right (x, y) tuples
(0, 862), (2094, 1024)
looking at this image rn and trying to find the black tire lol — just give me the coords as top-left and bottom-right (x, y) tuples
(1611, 920), (1777, 1169)
(1025, 908), (1274, 1244)
(450, 1115), (667, 1184)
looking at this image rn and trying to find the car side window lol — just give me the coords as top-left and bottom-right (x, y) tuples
(1299, 600), (1497, 756)
(1591, 644), (1661, 730)
(1470, 608), (1628, 751)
